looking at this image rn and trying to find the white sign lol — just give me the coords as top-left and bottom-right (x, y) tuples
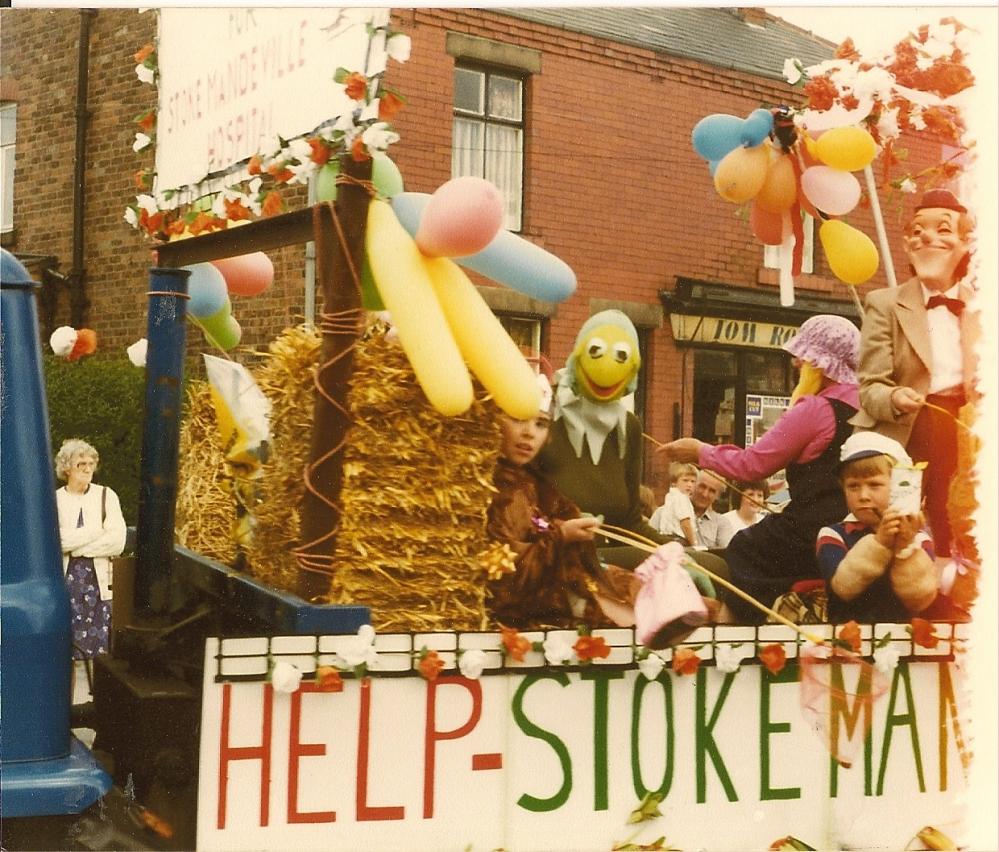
(156, 8), (389, 189)
(197, 637), (969, 851)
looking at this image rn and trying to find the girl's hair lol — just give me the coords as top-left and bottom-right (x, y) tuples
(668, 461), (698, 483)
(838, 453), (893, 482)
(54, 438), (99, 481)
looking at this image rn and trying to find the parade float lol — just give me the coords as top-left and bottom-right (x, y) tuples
(0, 10), (987, 852)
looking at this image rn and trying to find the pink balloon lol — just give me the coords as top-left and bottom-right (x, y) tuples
(800, 166), (861, 216)
(415, 177), (504, 258)
(212, 252), (274, 297)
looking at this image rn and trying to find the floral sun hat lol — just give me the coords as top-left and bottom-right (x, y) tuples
(783, 314), (860, 385)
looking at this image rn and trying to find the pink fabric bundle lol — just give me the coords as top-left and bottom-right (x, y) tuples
(634, 542), (709, 649)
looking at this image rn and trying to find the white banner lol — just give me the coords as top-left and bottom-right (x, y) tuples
(156, 8), (389, 189)
(197, 638), (969, 851)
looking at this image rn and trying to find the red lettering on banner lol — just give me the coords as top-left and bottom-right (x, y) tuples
(356, 680), (405, 821)
(218, 683), (273, 829)
(288, 684), (336, 824)
(423, 676), (483, 819)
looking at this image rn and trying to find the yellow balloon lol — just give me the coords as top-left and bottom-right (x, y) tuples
(423, 256), (542, 420)
(755, 150), (798, 213)
(819, 219), (879, 285)
(713, 144), (769, 204)
(365, 200), (473, 416)
(814, 126), (877, 172)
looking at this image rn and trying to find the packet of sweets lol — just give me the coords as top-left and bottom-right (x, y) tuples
(890, 462), (926, 515)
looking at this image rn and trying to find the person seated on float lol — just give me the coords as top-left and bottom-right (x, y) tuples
(819, 432), (951, 623)
(484, 375), (639, 629)
(718, 479), (768, 547)
(656, 314), (860, 623)
(649, 462), (698, 545)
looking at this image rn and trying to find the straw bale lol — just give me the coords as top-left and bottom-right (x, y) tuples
(176, 320), (500, 631)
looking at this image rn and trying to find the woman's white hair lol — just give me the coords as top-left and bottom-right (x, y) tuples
(54, 438), (99, 481)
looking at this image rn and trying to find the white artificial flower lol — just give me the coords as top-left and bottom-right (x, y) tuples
(915, 54), (934, 71)
(875, 106), (900, 141)
(271, 661), (303, 693)
(136, 194), (158, 215)
(135, 63), (155, 85)
(126, 338), (148, 367)
(287, 137), (313, 163)
(782, 58), (803, 86)
(543, 634), (575, 665)
(459, 648), (488, 679)
(286, 158), (318, 186)
(361, 122), (400, 154)
(800, 96), (874, 132)
(334, 111), (358, 134)
(714, 644), (746, 674)
(337, 624), (380, 669)
(50, 326), (77, 357)
(386, 33), (412, 63)
(803, 58), (850, 78)
(132, 133), (152, 153)
(899, 177), (918, 194)
(850, 66), (896, 104)
(637, 653), (665, 681)
(922, 36), (953, 61)
(908, 106), (927, 131)
(873, 644), (901, 675)
(124, 207), (139, 227)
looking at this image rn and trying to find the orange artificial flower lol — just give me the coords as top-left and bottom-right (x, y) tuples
(501, 627), (531, 662)
(835, 38), (861, 62)
(307, 137), (331, 166)
(139, 208), (165, 237)
(261, 190), (283, 217)
(69, 328), (98, 361)
(247, 154), (262, 176)
(134, 169), (151, 190)
(418, 650), (444, 681)
(344, 71), (368, 101)
(188, 211), (222, 236)
(350, 136), (371, 163)
(837, 621), (862, 653)
(165, 218), (187, 237)
(910, 618), (939, 649)
(671, 647), (702, 676)
(378, 91), (405, 122)
(758, 643), (787, 676)
(223, 197), (252, 221)
(803, 76), (838, 112)
(574, 635), (611, 662)
(136, 110), (156, 133)
(134, 43), (155, 64)
(315, 666), (344, 692)
(266, 162), (294, 183)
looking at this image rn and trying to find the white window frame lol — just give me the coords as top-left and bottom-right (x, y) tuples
(763, 213), (814, 274)
(1, 103), (16, 234)
(496, 314), (542, 362)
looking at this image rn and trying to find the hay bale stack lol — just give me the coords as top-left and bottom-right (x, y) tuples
(177, 322), (500, 631)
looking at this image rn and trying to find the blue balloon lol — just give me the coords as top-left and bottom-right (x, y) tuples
(691, 114), (745, 161)
(708, 159), (720, 176)
(739, 108), (774, 148)
(391, 193), (576, 303)
(184, 262), (228, 318)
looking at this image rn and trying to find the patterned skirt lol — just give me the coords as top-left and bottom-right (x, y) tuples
(66, 556), (111, 659)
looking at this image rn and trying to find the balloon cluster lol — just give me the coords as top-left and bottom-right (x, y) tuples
(692, 108), (880, 287)
(183, 251), (274, 351)
(364, 175), (577, 418)
(49, 326), (98, 361)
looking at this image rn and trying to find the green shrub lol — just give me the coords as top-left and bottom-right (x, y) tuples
(44, 355), (145, 526)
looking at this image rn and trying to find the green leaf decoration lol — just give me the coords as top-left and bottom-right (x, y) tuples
(626, 791), (664, 825)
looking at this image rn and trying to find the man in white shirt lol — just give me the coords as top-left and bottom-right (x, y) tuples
(689, 470), (733, 549)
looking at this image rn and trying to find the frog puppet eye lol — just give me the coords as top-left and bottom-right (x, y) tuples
(587, 337), (607, 359)
(612, 342), (632, 363)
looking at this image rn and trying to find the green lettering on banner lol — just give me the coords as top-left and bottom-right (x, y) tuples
(695, 669), (738, 803)
(828, 662), (874, 798)
(760, 662), (801, 801)
(581, 670), (624, 811)
(937, 662), (968, 790)
(877, 662), (925, 795)
(631, 673), (675, 800)
(512, 673), (573, 813)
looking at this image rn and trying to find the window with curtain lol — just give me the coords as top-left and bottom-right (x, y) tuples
(1, 103), (16, 234)
(453, 66), (524, 231)
(763, 213), (814, 274)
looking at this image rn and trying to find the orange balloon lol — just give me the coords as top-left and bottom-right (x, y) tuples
(713, 144), (769, 204)
(750, 202), (785, 245)
(755, 151), (798, 213)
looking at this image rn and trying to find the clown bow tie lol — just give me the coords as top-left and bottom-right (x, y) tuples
(926, 294), (964, 317)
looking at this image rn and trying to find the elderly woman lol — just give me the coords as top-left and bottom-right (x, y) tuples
(55, 439), (127, 660)
(659, 314), (861, 623)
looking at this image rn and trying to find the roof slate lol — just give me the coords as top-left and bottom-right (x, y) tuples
(497, 7), (835, 80)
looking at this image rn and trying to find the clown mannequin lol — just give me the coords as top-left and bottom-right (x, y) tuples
(851, 189), (979, 558)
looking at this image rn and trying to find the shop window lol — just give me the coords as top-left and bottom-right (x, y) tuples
(453, 66), (524, 231)
(1, 103), (15, 234)
(497, 314), (542, 361)
(763, 213), (814, 274)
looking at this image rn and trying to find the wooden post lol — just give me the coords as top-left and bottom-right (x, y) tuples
(296, 156), (372, 600)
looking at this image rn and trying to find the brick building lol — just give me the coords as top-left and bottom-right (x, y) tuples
(1, 7), (950, 494)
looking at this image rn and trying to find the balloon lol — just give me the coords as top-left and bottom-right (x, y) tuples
(359, 254), (385, 311)
(814, 126), (877, 172)
(691, 113), (744, 161)
(749, 203), (786, 246)
(740, 108), (774, 147)
(819, 220), (879, 285)
(392, 192), (576, 302)
(212, 252), (274, 297)
(372, 154), (404, 199)
(415, 176), (504, 258)
(366, 199), (473, 416)
(713, 144), (769, 203)
(800, 165), (861, 216)
(185, 262), (229, 318)
(315, 161), (340, 202)
(199, 312), (242, 351)
(755, 151), (797, 213)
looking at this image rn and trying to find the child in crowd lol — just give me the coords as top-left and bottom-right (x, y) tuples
(720, 479), (768, 546)
(485, 377), (639, 629)
(818, 432), (941, 623)
(649, 462), (698, 545)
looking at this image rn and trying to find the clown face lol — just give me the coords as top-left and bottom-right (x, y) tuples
(903, 208), (970, 291)
(572, 322), (641, 403)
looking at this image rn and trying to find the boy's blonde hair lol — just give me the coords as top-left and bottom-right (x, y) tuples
(668, 462), (698, 484)
(838, 453), (893, 483)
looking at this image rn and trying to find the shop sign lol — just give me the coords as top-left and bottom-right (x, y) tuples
(746, 394), (792, 445)
(156, 8), (389, 188)
(670, 314), (799, 350)
(197, 637), (967, 851)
